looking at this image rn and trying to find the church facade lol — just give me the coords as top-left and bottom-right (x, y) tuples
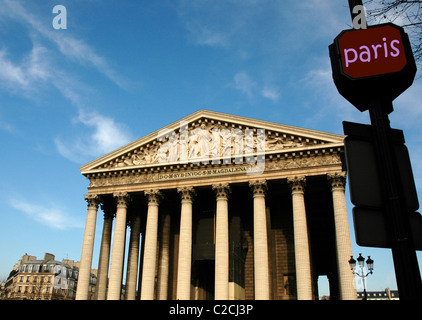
(75, 110), (356, 300)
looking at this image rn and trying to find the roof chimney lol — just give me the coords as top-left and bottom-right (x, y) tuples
(43, 253), (55, 262)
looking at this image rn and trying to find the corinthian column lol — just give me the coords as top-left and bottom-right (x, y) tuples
(95, 202), (114, 300)
(176, 186), (195, 300)
(328, 172), (357, 300)
(249, 180), (270, 300)
(141, 190), (162, 300)
(213, 183), (231, 300)
(107, 192), (130, 300)
(288, 176), (313, 300)
(125, 212), (142, 300)
(76, 194), (99, 300)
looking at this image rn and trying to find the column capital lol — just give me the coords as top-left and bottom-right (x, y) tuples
(84, 194), (100, 209)
(249, 179), (267, 197)
(144, 189), (162, 205)
(288, 176), (306, 194)
(177, 186), (196, 202)
(328, 172), (347, 191)
(99, 195), (116, 219)
(113, 192), (131, 208)
(212, 183), (231, 200)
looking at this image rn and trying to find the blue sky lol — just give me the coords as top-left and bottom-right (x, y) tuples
(0, 0), (421, 298)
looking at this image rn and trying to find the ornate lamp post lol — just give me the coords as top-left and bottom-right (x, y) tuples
(349, 253), (374, 300)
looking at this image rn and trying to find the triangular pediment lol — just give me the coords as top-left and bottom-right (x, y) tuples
(80, 110), (344, 175)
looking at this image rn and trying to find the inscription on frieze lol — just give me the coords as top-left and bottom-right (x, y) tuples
(158, 166), (248, 181)
(88, 154), (341, 188)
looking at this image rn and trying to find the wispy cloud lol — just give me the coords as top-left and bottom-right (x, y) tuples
(0, 50), (27, 86)
(54, 109), (133, 163)
(0, 115), (14, 133)
(0, 0), (128, 89)
(230, 71), (280, 102)
(261, 87), (280, 103)
(0, 45), (51, 93)
(0, 0), (133, 162)
(299, 58), (370, 131)
(232, 72), (257, 98)
(9, 198), (83, 230)
(185, 22), (230, 48)
(0, 37), (132, 163)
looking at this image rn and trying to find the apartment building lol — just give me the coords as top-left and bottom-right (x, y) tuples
(3, 253), (97, 300)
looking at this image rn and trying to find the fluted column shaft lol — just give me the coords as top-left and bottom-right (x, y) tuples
(213, 183), (231, 300)
(177, 186), (195, 300)
(107, 192), (130, 300)
(249, 180), (270, 300)
(95, 209), (113, 300)
(157, 212), (171, 300)
(289, 177), (313, 300)
(141, 190), (162, 300)
(329, 173), (357, 300)
(126, 213), (142, 300)
(76, 194), (99, 300)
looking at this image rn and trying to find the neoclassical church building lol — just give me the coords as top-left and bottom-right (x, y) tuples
(75, 110), (356, 300)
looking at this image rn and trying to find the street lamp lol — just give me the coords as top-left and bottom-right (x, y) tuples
(349, 253), (374, 300)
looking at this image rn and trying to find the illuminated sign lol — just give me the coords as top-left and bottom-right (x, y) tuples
(339, 25), (407, 79)
(329, 23), (416, 112)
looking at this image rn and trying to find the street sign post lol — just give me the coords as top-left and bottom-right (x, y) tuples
(329, 2), (422, 299)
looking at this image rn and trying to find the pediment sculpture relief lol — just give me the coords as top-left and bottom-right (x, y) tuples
(99, 121), (323, 170)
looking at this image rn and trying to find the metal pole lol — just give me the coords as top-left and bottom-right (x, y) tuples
(360, 265), (368, 300)
(368, 98), (422, 300)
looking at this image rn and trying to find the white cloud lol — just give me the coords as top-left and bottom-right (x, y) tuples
(300, 60), (370, 130)
(77, 109), (133, 155)
(185, 22), (230, 48)
(55, 109), (133, 163)
(0, 50), (27, 86)
(26, 46), (51, 82)
(0, 116), (14, 133)
(0, 0), (134, 161)
(261, 87), (280, 102)
(0, 0), (128, 89)
(52, 36), (129, 89)
(231, 72), (280, 102)
(9, 199), (83, 230)
(0, 45), (53, 98)
(233, 72), (257, 97)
